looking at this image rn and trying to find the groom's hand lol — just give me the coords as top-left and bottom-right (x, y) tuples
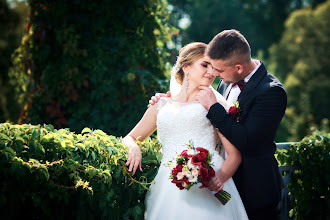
(208, 173), (224, 193)
(196, 86), (217, 111)
(147, 91), (171, 108)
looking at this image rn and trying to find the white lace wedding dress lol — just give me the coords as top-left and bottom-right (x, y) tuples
(144, 98), (248, 220)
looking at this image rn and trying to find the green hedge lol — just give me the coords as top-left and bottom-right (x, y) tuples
(0, 123), (162, 219)
(2, 123), (328, 219)
(277, 132), (330, 219)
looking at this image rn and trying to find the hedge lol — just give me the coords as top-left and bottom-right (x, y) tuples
(0, 123), (162, 219)
(277, 131), (329, 219)
(1, 123), (329, 219)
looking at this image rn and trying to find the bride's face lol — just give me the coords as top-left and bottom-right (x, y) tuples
(187, 56), (215, 87)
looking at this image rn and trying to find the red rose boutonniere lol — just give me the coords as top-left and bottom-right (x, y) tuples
(229, 100), (241, 122)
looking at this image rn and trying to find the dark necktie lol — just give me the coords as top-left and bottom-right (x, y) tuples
(232, 80), (245, 90)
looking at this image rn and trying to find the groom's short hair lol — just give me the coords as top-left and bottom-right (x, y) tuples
(207, 29), (251, 64)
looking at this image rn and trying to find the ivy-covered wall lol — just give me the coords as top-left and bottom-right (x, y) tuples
(9, 0), (172, 136)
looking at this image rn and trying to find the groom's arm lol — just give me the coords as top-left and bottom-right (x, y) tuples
(206, 87), (287, 153)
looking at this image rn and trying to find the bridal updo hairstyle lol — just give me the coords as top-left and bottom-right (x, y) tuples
(171, 42), (207, 85)
(207, 29), (251, 65)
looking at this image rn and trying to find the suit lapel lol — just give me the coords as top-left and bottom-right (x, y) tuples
(238, 62), (267, 102)
(224, 85), (232, 100)
(217, 80), (230, 98)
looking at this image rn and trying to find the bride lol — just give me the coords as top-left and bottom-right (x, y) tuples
(122, 42), (248, 219)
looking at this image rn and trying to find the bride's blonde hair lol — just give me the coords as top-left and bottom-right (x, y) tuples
(171, 42), (207, 85)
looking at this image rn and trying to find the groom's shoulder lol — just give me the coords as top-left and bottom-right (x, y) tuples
(265, 71), (285, 91)
(259, 63), (285, 90)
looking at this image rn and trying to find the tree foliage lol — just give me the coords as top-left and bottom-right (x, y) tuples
(0, 0), (28, 123)
(168, 0), (326, 58)
(269, 0), (330, 141)
(9, 0), (172, 136)
(0, 123), (162, 219)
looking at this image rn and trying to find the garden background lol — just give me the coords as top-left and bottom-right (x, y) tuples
(0, 0), (329, 219)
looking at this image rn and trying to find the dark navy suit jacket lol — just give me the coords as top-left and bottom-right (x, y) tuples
(206, 62), (287, 210)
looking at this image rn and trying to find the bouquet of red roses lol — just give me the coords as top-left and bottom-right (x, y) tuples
(166, 140), (231, 205)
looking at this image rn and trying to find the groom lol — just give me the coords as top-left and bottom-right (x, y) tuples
(196, 29), (287, 220)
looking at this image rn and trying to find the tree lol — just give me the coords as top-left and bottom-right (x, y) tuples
(0, 0), (28, 123)
(168, 0), (327, 58)
(268, 0), (330, 141)
(9, 0), (172, 136)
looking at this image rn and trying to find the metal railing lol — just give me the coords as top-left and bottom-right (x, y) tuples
(276, 142), (297, 220)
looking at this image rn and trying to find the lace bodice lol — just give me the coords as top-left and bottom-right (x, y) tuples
(145, 98), (249, 220)
(157, 98), (222, 167)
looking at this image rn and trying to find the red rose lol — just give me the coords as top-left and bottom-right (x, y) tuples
(197, 152), (208, 163)
(208, 167), (215, 179)
(183, 176), (190, 183)
(229, 106), (241, 121)
(199, 165), (216, 187)
(199, 166), (210, 187)
(180, 150), (188, 157)
(191, 152), (208, 166)
(172, 164), (183, 175)
(229, 106), (239, 116)
(196, 147), (208, 154)
(177, 183), (184, 190)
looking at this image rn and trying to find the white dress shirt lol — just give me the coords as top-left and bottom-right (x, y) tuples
(227, 60), (261, 105)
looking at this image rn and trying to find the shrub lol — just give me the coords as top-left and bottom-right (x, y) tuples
(277, 131), (330, 219)
(0, 123), (162, 219)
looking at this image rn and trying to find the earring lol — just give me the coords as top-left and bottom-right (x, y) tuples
(183, 72), (189, 92)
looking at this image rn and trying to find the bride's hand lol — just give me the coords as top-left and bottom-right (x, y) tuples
(126, 145), (143, 175)
(207, 172), (224, 193)
(147, 91), (171, 108)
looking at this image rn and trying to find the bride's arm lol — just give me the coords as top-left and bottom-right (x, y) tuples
(122, 104), (158, 175)
(207, 131), (242, 192)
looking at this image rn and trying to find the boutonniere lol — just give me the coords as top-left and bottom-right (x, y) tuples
(228, 100), (241, 122)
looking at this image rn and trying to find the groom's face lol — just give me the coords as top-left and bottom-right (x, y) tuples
(210, 59), (239, 84)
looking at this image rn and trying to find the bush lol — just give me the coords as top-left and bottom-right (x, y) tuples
(277, 131), (330, 219)
(0, 123), (162, 219)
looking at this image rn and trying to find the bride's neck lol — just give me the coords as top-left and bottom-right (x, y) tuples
(185, 85), (199, 102)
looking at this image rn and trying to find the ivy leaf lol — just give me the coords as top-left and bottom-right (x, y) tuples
(1, 147), (16, 160)
(81, 128), (92, 134)
(0, 133), (10, 142)
(130, 204), (143, 220)
(91, 151), (96, 161)
(40, 133), (54, 143)
(76, 143), (85, 151)
(95, 130), (106, 136)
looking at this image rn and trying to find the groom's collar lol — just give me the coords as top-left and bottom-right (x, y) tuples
(237, 60), (266, 102)
(243, 59), (261, 84)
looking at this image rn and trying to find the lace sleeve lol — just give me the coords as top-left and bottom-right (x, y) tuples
(157, 97), (168, 111)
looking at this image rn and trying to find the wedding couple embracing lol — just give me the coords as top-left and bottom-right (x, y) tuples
(122, 29), (287, 220)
